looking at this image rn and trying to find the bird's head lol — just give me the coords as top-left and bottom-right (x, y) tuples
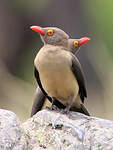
(68, 37), (90, 54)
(30, 26), (69, 47)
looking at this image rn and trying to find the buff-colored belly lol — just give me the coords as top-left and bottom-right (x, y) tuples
(41, 67), (78, 101)
(35, 46), (79, 105)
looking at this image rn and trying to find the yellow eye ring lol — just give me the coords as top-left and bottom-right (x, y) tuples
(73, 41), (79, 47)
(48, 30), (54, 36)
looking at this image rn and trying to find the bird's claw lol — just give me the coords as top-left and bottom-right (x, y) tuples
(46, 105), (58, 111)
(60, 108), (70, 114)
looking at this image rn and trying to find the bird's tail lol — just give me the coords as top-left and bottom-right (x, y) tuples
(80, 104), (90, 116)
(71, 104), (90, 116)
(31, 87), (46, 117)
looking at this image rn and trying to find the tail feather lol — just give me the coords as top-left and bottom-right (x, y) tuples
(70, 104), (90, 116)
(31, 88), (46, 117)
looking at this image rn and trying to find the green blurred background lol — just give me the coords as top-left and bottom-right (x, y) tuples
(0, 0), (113, 121)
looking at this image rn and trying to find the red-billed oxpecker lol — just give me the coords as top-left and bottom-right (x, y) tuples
(30, 26), (90, 116)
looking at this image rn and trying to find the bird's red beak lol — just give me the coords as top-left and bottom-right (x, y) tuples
(79, 37), (90, 46)
(30, 26), (45, 35)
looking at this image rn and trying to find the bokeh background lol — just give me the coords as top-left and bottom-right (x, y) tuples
(0, 0), (113, 121)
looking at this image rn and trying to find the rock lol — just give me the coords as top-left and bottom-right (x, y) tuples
(23, 109), (113, 150)
(1, 109), (113, 149)
(0, 109), (28, 150)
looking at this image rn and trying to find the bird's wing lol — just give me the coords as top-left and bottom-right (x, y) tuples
(34, 67), (52, 102)
(71, 53), (87, 103)
(34, 67), (65, 108)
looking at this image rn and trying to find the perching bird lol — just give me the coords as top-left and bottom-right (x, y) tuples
(68, 38), (89, 54)
(30, 26), (90, 116)
(31, 37), (90, 116)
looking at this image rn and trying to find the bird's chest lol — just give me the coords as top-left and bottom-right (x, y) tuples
(35, 48), (70, 73)
(34, 48), (78, 101)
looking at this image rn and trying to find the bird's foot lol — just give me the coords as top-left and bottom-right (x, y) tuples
(46, 105), (58, 111)
(60, 108), (70, 114)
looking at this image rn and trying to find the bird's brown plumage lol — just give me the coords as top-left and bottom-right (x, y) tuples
(30, 26), (90, 116)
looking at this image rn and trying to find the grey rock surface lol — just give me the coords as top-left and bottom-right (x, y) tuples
(1, 109), (113, 150)
(0, 109), (28, 150)
(23, 109), (113, 150)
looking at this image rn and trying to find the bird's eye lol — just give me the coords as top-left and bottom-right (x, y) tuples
(73, 41), (79, 47)
(47, 30), (54, 36)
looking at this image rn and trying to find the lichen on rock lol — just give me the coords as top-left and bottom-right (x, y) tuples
(0, 109), (113, 150)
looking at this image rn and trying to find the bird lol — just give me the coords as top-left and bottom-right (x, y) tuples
(30, 26), (90, 116)
(31, 37), (90, 117)
(68, 38), (90, 54)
